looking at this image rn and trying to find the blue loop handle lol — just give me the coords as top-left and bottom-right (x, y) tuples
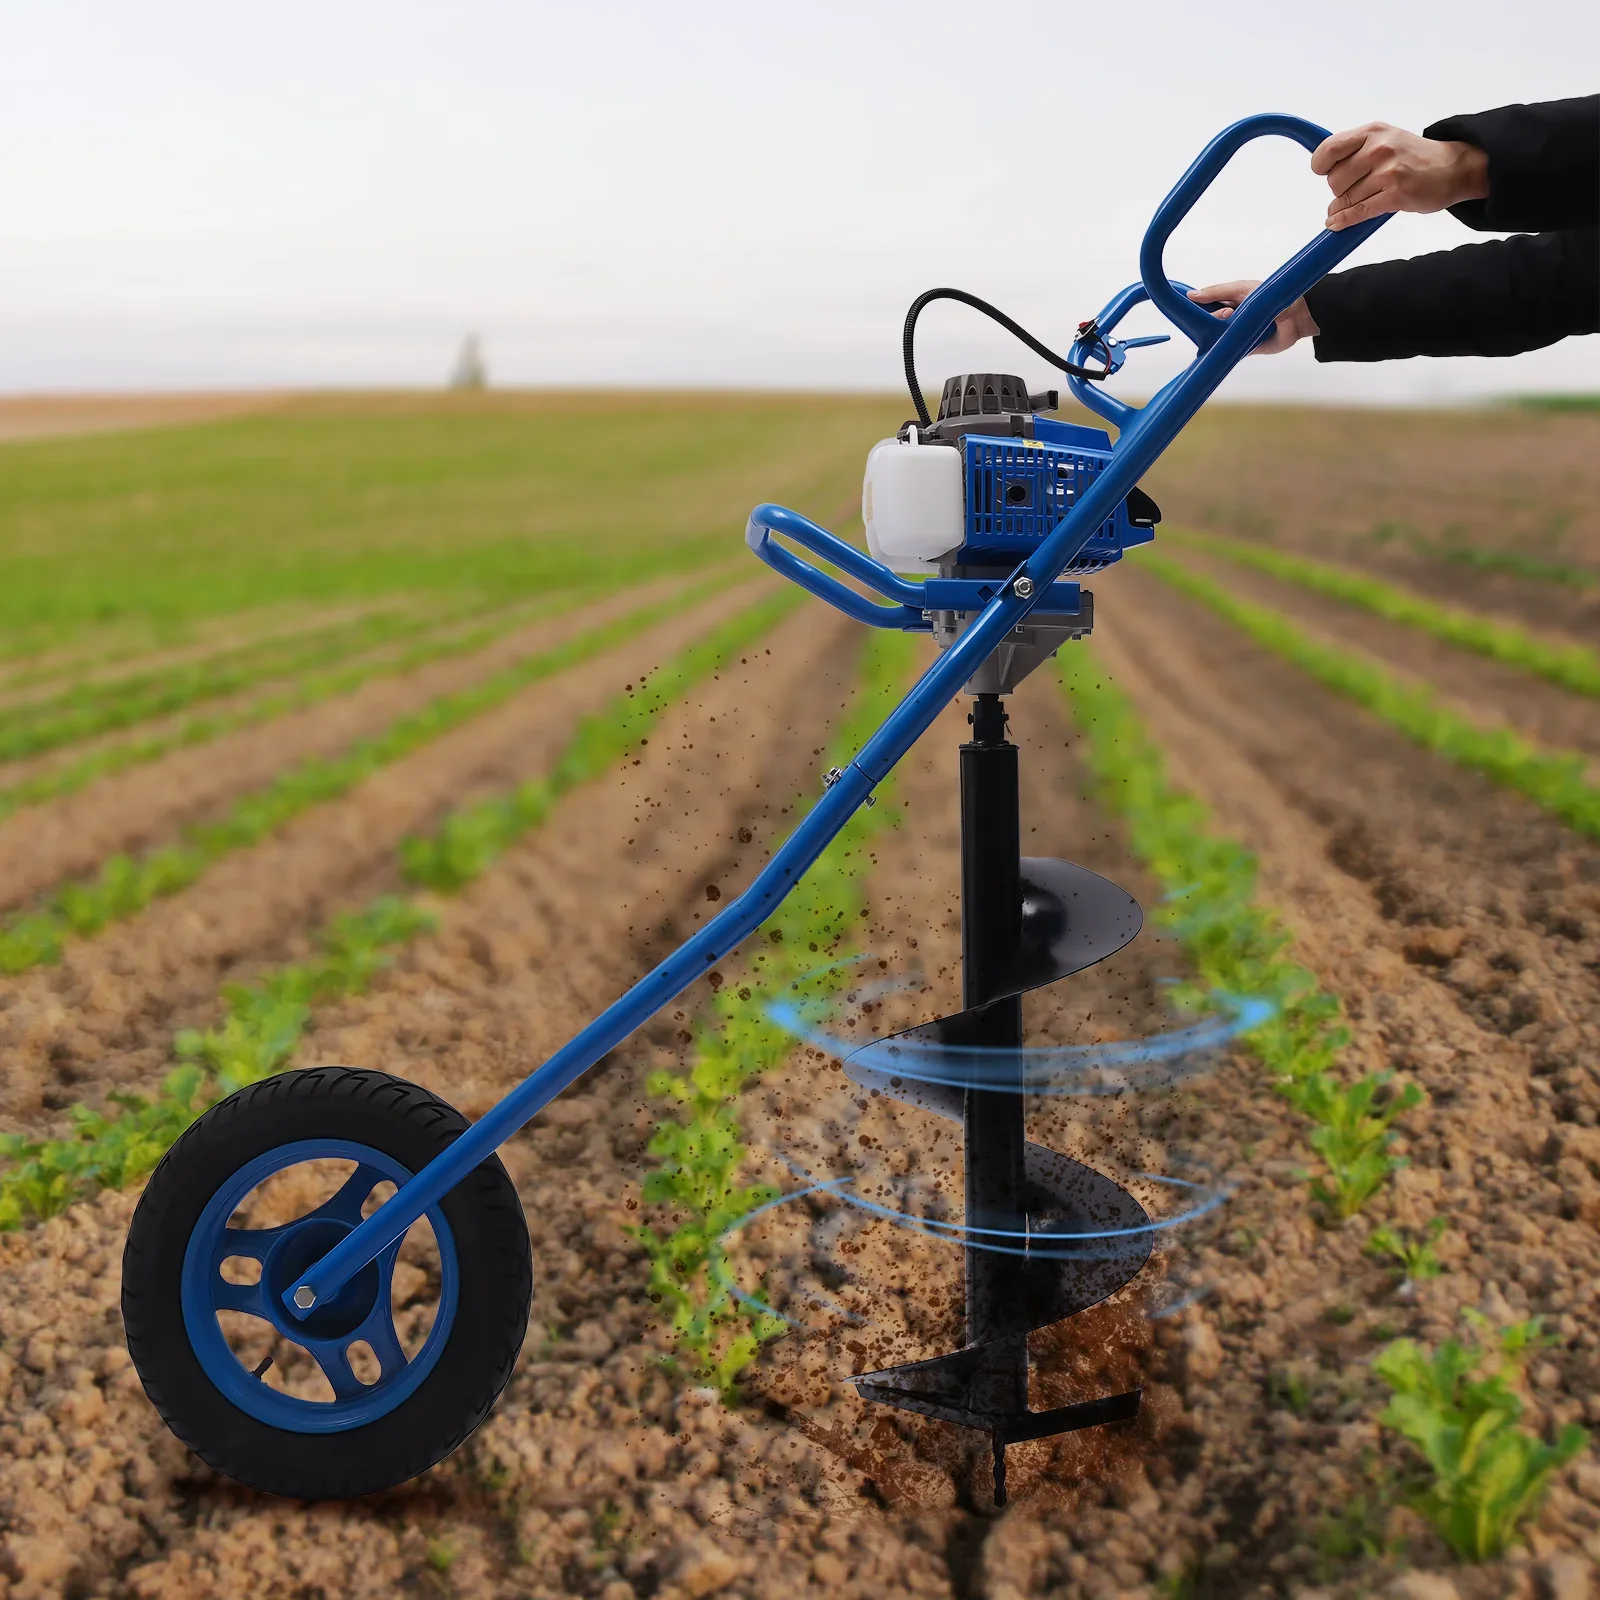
(745, 503), (926, 630)
(1141, 113), (1336, 350)
(1071, 114), (1391, 436)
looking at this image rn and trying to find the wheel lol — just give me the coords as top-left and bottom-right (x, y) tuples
(122, 1066), (532, 1499)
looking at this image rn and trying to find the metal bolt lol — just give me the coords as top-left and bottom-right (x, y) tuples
(1013, 576), (1036, 599)
(822, 766), (844, 790)
(293, 1286), (316, 1310)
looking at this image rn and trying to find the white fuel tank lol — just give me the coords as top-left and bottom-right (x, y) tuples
(862, 430), (964, 575)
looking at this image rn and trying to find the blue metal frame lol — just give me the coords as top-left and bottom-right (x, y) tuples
(283, 111), (1389, 1320)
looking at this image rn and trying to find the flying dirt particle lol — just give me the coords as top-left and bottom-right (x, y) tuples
(705, 885), (721, 902)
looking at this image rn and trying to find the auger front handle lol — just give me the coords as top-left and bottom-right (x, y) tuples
(745, 504), (927, 629)
(1070, 113), (1392, 439)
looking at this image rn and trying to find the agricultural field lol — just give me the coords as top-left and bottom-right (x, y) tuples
(0, 390), (1596, 1600)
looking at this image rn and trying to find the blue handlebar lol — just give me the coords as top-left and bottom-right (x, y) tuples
(1141, 113), (1332, 350)
(1070, 113), (1390, 434)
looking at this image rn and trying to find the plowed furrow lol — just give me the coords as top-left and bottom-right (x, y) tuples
(1166, 546), (1600, 760)
(0, 582), (689, 911)
(0, 582), (770, 1123)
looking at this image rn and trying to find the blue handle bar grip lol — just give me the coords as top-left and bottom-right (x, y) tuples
(746, 503), (927, 629)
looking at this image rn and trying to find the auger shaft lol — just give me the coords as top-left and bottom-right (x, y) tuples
(960, 693), (1028, 1503)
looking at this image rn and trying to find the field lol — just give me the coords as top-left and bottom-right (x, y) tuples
(0, 391), (1596, 1600)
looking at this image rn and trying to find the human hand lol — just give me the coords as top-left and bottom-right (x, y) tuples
(1311, 122), (1489, 230)
(1186, 281), (1319, 354)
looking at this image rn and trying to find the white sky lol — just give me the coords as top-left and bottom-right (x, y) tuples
(0, 0), (1595, 402)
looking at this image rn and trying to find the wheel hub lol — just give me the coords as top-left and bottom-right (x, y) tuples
(263, 1218), (381, 1342)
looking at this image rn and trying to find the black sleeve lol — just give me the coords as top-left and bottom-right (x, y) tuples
(1304, 229), (1599, 361)
(1423, 95), (1598, 231)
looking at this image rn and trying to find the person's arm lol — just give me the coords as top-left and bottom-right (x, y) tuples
(1303, 229), (1599, 360)
(1424, 96), (1599, 231)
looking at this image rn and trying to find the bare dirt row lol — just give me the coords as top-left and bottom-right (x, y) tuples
(0, 578), (767, 1126)
(0, 570), (1597, 1599)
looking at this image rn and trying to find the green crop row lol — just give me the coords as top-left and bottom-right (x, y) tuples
(0, 579), (740, 974)
(1056, 647), (1418, 1219)
(1169, 529), (1600, 698)
(1142, 554), (1600, 842)
(0, 590), (801, 1227)
(0, 595), (516, 763)
(1401, 533), (1600, 594)
(634, 626), (915, 1392)
(0, 593), (566, 825)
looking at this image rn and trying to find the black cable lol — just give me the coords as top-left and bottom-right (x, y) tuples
(902, 287), (1110, 429)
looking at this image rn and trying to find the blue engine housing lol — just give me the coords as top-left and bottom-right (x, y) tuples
(955, 417), (1155, 572)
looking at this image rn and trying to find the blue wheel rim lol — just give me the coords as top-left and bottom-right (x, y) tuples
(181, 1139), (459, 1434)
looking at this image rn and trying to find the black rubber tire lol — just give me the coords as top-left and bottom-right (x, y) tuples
(122, 1066), (532, 1499)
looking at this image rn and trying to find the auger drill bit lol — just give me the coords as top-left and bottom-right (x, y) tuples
(845, 694), (1148, 1504)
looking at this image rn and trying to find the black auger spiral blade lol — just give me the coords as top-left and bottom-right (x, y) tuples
(843, 695), (1149, 1505)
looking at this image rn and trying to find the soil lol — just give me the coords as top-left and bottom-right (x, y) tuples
(6, 606), (1591, 1599)
(1142, 403), (1600, 644)
(0, 405), (1599, 1595)
(0, 578), (769, 1125)
(0, 580), (692, 910)
(1161, 544), (1600, 765)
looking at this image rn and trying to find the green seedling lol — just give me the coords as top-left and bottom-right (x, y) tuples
(1309, 1452), (1409, 1580)
(1293, 1072), (1425, 1219)
(1374, 1312), (1589, 1561)
(1269, 1366), (1314, 1416)
(1322, 1303), (1356, 1326)
(1366, 1217), (1449, 1285)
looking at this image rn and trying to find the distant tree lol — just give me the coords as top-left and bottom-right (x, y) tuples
(450, 334), (488, 390)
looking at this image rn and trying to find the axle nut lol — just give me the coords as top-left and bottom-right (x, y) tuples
(1013, 576), (1036, 599)
(293, 1286), (316, 1310)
